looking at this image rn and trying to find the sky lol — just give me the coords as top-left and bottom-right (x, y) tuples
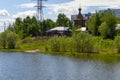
(0, 0), (120, 32)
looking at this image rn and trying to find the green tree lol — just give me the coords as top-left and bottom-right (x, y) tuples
(29, 16), (41, 36)
(99, 22), (109, 38)
(7, 16), (42, 38)
(14, 17), (23, 33)
(99, 12), (116, 39)
(13, 17), (23, 38)
(56, 13), (72, 28)
(116, 18), (120, 23)
(42, 19), (56, 34)
(22, 16), (31, 38)
(87, 12), (101, 36)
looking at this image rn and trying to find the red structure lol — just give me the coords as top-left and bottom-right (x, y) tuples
(74, 7), (85, 27)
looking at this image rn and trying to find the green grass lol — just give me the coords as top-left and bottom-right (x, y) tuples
(1, 35), (120, 62)
(0, 40), (46, 52)
(20, 41), (45, 50)
(1, 40), (120, 65)
(0, 48), (23, 52)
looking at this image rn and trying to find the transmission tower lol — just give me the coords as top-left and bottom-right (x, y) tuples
(35, 0), (47, 22)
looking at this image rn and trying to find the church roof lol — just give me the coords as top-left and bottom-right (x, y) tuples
(74, 7), (84, 20)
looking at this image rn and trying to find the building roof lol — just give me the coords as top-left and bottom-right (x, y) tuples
(76, 27), (87, 32)
(46, 26), (71, 32)
(50, 26), (69, 31)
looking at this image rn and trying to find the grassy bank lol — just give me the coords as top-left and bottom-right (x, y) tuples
(1, 41), (120, 64)
(1, 33), (120, 59)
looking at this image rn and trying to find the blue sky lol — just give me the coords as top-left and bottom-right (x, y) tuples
(0, 0), (72, 16)
(0, 0), (120, 32)
(0, 0), (72, 20)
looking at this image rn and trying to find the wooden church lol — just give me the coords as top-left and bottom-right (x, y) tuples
(74, 7), (86, 27)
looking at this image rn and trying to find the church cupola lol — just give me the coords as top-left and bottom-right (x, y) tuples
(74, 6), (85, 27)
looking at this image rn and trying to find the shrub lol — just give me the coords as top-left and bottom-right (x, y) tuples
(6, 31), (20, 49)
(49, 36), (60, 52)
(22, 37), (35, 43)
(72, 32), (94, 53)
(47, 32), (95, 53)
(0, 31), (7, 49)
(114, 36), (120, 53)
(59, 36), (68, 52)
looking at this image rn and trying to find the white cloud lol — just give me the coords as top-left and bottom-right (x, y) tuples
(45, 0), (120, 19)
(15, 0), (120, 20)
(12, 10), (37, 19)
(0, 9), (12, 32)
(0, 9), (10, 16)
(70, 0), (120, 7)
(0, 18), (15, 27)
(18, 3), (36, 8)
(0, 18), (15, 32)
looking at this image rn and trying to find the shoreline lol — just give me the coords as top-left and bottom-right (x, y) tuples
(1, 48), (120, 58)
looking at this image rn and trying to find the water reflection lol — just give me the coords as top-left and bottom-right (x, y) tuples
(0, 52), (120, 80)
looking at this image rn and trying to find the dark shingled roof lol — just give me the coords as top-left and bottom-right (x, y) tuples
(74, 7), (84, 20)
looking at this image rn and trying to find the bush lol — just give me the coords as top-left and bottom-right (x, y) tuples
(0, 31), (7, 49)
(47, 32), (94, 53)
(0, 31), (20, 49)
(49, 36), (60, 52)
(22, 37), (35, 43)
(73, 32), (94, 53)
(114, 36), (120, 53)
(6, 31), (20, 49)
(59, 36), (68, 52)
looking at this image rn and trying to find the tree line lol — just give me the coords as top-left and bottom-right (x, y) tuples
(1, 11), (120, 49)
(87, 11), (117, 39)
(0, 13), (72, 49)
(6, 11), (120, 40)
(7, 13), (72, 39)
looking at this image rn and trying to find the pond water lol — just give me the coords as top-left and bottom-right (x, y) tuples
(0, 52), (120, 80)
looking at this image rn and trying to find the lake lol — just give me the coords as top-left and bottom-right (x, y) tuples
(0, 52), (120, 80)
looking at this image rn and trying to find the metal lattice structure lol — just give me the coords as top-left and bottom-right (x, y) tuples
(35, 0), (47, 22)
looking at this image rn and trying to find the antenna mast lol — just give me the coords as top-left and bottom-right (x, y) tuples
(35, 0), (47, 22)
